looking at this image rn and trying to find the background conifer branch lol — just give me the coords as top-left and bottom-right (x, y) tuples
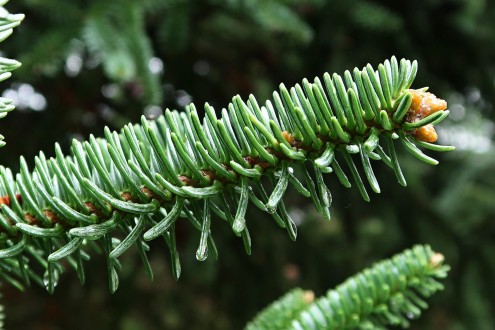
(246, 245), (449, 330)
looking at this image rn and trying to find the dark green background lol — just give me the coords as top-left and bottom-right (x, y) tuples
(1, 0), (494, 329)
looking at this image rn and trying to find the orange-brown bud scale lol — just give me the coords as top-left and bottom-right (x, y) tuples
(84, 201), (105, 218)
(303, 290), (315, 304)
(179, 175), (197, 186)
(121, 192), (133, 201)
(25, 214), (37, 225)
(282, 131), (295, 145)
(406, 89), (447, 143)
(0, 193), (22, 207)
(44, 210), (60, 223)
(0, 195), (10, 206)
(414, 124), (438, 143)
(429, 252), (445, 268)
(408, 89), (447, 117)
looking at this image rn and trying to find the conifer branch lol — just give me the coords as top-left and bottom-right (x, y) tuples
(0, 54), (454, 294)
(246, 245), (449, 330)
(0, 3), (454, 294)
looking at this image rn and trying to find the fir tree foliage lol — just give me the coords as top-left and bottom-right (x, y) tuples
(0, 0), (23, 147)
(8, 0), (320, 108)
(246, 245), (449, 330)
(10, 0), (164, 105)
(0, 52), (453, 294)
(82, 1), (162, 104)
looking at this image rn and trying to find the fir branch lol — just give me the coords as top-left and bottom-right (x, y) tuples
(0, 55), (454, 293)
(246, 245), (450, 330)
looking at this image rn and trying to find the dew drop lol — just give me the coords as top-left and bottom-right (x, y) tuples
(43, 268), (60, 293)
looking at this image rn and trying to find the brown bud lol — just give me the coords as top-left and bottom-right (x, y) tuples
(44, 210), (60, 223)
(407, 89), (447, 143)
(408, 89), (447, 119)
(413, 124), (438, 142)
(121, 192), (133, 201)
(0, 195), (11, 206)
(303, 290), (315, 304)
(0, 193), (22, 206)
(281, 131), (295, 145)
(25, 213), (37, 225)
(429, 252), (445, 268)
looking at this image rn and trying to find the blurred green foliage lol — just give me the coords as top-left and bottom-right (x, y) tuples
(0, 0), (494, 329)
